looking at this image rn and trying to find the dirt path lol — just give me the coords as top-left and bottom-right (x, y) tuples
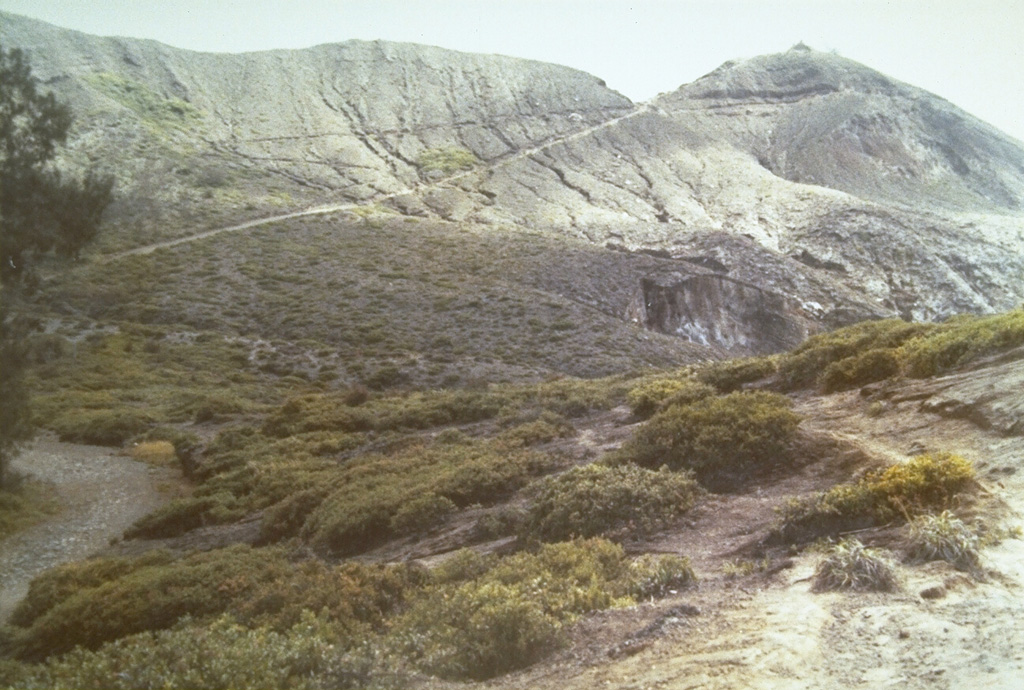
(0, 439), (180, 623)
(103, 104), (651, 260)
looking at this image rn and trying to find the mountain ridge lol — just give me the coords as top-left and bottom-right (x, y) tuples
(3, 12), (1024, 355)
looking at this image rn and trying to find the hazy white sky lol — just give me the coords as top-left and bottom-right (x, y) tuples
(2, 0), (1023, 141)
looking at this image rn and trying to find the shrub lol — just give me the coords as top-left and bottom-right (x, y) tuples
(388, 493), (457, 535)
(627, 378), (714, 418)
(695, 356), (778, 393)
(522, 464), (699, 542)
(777, 453), (976, 542)
(3, 613), (363, 690)
(614, 391), (801, 492)
(628, 554), (696, 598)
(812, 538), (900, 592)
(49, 408), (155, 446)
(394, 539), (693, 680)
(416, 147), (478, 175)
(299, 441), (551, 555)
(900, 309), (1024, 378)
(819, 348), (901, 392)
(473, 505), (526, 540)
(0, 479), (60, 539)
(6, 545), (420, 662)
(777, 318), (932, 390)
(905, 510), (981, 572)
(124, 492), (246, 539)
(140, 427), (201, 472)
(395, 580), (561, 680)
(129, 441), (176, 465)
(496, 413), (574, 446)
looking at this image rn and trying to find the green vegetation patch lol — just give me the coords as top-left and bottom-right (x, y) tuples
(84, 72), (202, 129)
(777, 318), (933, 390)
(522, 464), (700, 542)
(299, 437), (555, 555)
(613, 391), (801, 492)
(394, 539), (695, 680)
(1, 613), (353, 690)
(416, 147), (478, 175)
(29, 326), (282, 448)
(3, 540), (694, 686)
(777, 452), (976, 543)
(0, 479), (61, 540)
(899, 309), (1024, 378)
(626, 375), (715, 419)
(3, 545), (420, 662)
(695, 355), (780, 393)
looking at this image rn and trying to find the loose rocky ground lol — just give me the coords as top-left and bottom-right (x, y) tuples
(0, 439), (182, 623)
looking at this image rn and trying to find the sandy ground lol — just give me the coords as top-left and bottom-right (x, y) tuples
(0, 438), (180, 623)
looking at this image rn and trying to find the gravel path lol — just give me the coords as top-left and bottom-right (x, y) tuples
(0, 438), (179, 623)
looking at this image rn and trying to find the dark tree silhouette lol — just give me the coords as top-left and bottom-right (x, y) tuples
(0, 45), (113, 487)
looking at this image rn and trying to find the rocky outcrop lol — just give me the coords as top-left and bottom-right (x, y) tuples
(637, 274), (817, 354)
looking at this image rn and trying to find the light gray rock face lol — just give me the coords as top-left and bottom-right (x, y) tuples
(1, 12), (630, 242)
(4, 14), (1024, 355)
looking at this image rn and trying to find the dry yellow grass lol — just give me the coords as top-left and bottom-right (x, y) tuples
(130, 441), (176, 466)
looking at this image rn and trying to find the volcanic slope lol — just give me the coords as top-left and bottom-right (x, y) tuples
(4, 12), (1024, 354)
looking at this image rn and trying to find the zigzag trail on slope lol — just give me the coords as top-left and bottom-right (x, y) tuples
(105, 104), (652, 261)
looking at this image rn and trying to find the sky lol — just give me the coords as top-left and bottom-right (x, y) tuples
(2, 0), (1023, 142)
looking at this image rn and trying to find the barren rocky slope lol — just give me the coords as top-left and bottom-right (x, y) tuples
(4, 12), (1024, 355)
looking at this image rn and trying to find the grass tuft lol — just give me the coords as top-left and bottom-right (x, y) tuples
(812, 538), (899, 592)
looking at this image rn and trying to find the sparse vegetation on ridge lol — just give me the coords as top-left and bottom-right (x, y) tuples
(416, 147), (479, 176)
(84, 72), (202, 131)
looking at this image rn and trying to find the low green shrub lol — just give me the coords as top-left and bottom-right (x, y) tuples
(6, 545), (420, 662)
(900, 309), (1024, 378)
(777, 318), (931, 390)
(388, 493), (457, 535)
(812, 538), (899, 592)
(2, 613), (360, 690)
(0, 480), (61, 539)
(496, 413), (574, 446)
(473, 506), (526, 540)
(49, 408), (155, 446)
(627, 378), (714, 418)
(298, 440), (552, 556)
(522, 464), (699, 542)
(627, 554), (696, 599)
(124, 492), (247, 539)
(695, 356), (778, 393)
(819, 348), (900, 392)
(394, 539), (693, 680)
(613, 391), (801, 492)
(395, 580), (560, 680)
(416, 147), (478, 175)
(777, 453), (976, 542)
